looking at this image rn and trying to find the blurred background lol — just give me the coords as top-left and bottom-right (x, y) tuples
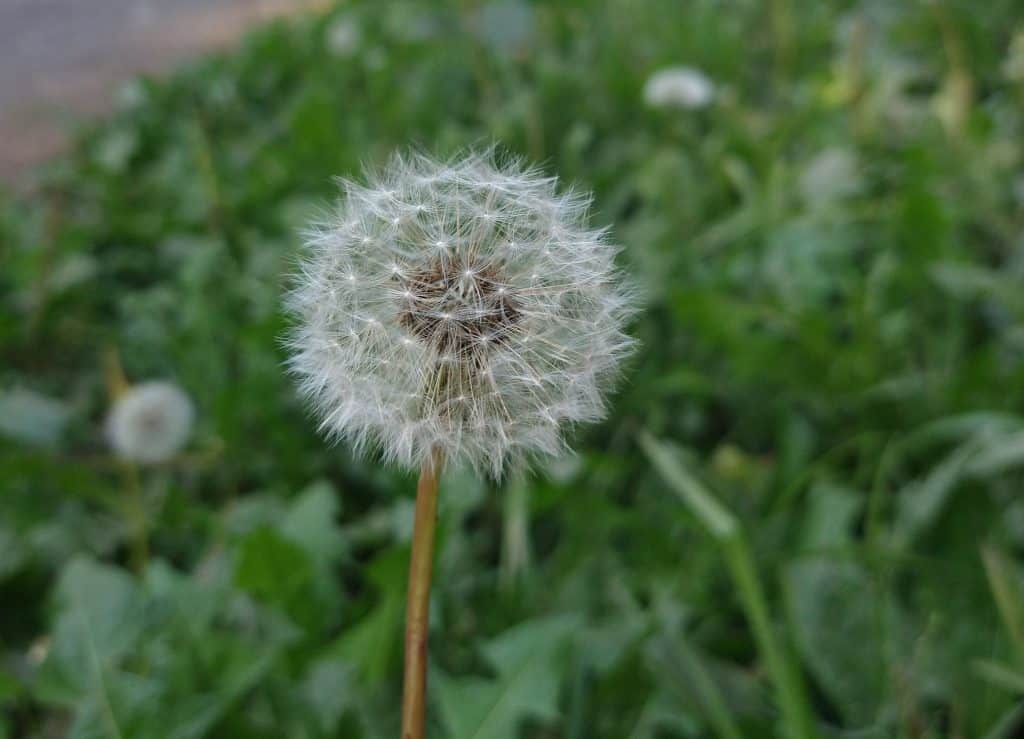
(3, 1), (1024, 737)
(0, 0), (324, 179)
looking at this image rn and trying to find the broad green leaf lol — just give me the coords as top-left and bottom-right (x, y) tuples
(436, 615), (578, 739)
(332, 549), (407, 684)
(0, 669), (20, 704)
(800, 484), (862, 552)
(0, 388), (70, 446)
(281, 479), (345, 566)
(35, 557), (146, 705)
(967, 431), (1024, 478)
(301, 658), (358, 733)
(785, 558), (884, 726)
(234, 526), (319, 628)
(628, 690), (699, 739)
(64, 670), (159, 739)
(643, 634), (748, 739)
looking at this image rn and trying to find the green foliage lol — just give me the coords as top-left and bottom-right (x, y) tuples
(3, 0), (1024, 737)
(436, 616), (578, 739)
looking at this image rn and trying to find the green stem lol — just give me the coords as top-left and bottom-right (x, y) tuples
(123, 462), (148, 574)
(500, 476), (530, 591)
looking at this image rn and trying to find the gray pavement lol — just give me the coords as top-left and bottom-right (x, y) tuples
(0, 0), (323, 182)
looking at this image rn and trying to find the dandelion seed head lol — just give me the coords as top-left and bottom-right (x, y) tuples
(105, 381), (194, 464)
(286, 150), (636, 476)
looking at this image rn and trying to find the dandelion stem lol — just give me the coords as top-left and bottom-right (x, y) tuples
(123, 462), (148, 574)
(401, 447), (444, 739)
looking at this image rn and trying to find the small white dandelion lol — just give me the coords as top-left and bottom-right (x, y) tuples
(643, 66), (715, 110)
(286, 150), (635, 477)
(326, 16), (361, 57)
(799, 148), (862, 207)
(105, 381), (194, 464)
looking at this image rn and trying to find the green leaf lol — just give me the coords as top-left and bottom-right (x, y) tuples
(800, 484), (862, 552)
(64, 670), (158, 739)
(785, 558), (884, 726)
(967, 431), (1024, 478)
(234, 526), (317, 627)
(0, 525), (26, 581)
(281, 479), (345, 566)
(436, 615), (578, 739)
(35, 557), (146, 705)
(0, 669), (21, 704)
(0, 388), (70, 446)
(981, 545), (1024, 662)
(893, 441), (976, 549)
(332, 549), (407, 684)
(638, 433), (737, 539)
(973, 659), (1024, 694)
(643, 634), (748, 739)
(301, 657), (358, 733)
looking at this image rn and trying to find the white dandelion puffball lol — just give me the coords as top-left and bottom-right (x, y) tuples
(643, 66), (715, 110)
(799, 148), (862, 207)
(326, 16), (361, 56)
(287, 151), (636, 477)
(106, 382), (194, 464)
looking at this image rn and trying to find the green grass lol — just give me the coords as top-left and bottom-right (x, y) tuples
(3, 1), (1024, 737)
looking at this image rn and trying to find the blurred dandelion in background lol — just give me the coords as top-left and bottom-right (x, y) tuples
(799, 148), (862, 208)
(642, 66), (715, 110)
(105, 381), (194, 464)
(325, 15), (361, 56)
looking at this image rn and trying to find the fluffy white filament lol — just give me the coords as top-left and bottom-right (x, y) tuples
(286, 151), (635, 476)
(106, 382), (194, 464)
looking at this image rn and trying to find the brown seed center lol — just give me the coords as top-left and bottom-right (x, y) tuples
(397, 257), (521, 359)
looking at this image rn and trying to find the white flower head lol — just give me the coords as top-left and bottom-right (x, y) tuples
(286, 150), (636, 477)
(643, 66), (715, 110)
(326, 15), (361, 56)
(105, 381), (194, 464)
(799, 148), (862, 207)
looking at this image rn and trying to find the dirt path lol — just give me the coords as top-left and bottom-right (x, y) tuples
(0, 0), (324, 183)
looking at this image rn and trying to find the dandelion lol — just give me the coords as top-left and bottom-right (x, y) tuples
(287, 150), (634, 477)
(105, 381), (194, 464)
(1004, 29), (1024, 82)
(326, 15), (361, 57)
(643, 66), (715, 110)
(285, 149), (635, 739)
(799, 148), (861, 207)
